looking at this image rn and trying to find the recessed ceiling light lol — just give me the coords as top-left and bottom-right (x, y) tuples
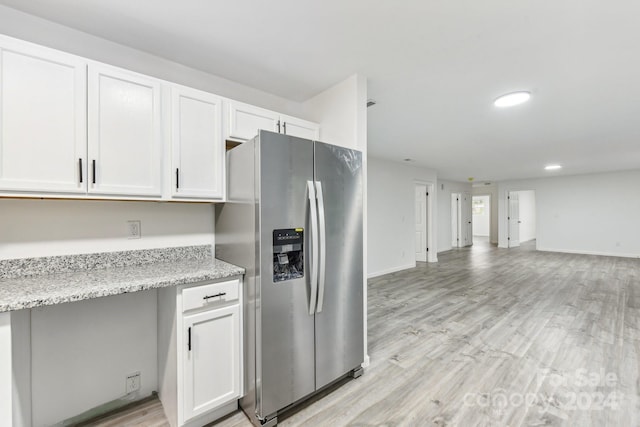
(544, 164), (562, 170)
(494, 91), (531, 108)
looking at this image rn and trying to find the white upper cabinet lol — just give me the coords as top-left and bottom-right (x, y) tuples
(280, 114), (320, 140)
(88, 63), (163, 197)
(226, 100), (320, 143)
(227, 100), (279, 141)
(0, 38), (87, 193)
(171, 85), (224, 200)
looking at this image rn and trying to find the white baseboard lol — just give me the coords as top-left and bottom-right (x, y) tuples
(361, 355), (370, 368)
(367, 262), (415, 278)
(537, 247), (640, 259)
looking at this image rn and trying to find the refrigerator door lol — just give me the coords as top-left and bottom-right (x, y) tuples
(313, 142), (364, 389)
(257, 131), (316, 418)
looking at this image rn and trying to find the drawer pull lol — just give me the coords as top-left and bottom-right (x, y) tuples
(203, 292), (226, 300)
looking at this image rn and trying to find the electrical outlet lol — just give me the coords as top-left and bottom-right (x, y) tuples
(125, 372), (141, 394)
(127, 220), (141, 239)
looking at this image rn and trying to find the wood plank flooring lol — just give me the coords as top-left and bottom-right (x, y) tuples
(87, 241), (640, 426)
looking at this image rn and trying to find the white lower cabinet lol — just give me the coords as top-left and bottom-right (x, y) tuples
(183, 304), (240, 420)
(158, 277), (243, 427)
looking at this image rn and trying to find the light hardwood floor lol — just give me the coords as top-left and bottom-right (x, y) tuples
(87, 241), (640, 426)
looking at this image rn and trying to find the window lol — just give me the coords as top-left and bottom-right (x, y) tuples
(472, 199), (485, 215)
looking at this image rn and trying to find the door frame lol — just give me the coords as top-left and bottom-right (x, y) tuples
(414, 180), (437, 262)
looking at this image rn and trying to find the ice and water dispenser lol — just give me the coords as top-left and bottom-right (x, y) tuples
(273, 228), (304, 282)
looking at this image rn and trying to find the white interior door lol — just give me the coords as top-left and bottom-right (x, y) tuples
(461, 192), (472, 247)
(414, 185), (427, 262)
(508, 192), (521, 247)
(451, 193), (460, 248)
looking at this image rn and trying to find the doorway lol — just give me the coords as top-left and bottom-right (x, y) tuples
(472, 195), (491, 246)
(414, 183), (434, 262)
(507, 190), (536, 248)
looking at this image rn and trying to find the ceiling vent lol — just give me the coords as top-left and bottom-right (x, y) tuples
(366, 99), (377, 107)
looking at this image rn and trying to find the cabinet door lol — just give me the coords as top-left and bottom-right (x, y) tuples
(227, 100), (279, 141)
(88, 64), (162, 196)
(171, 86), (224, 199)
(183, 304), (240, 422)
(0, 38), (87, 193)
(281, 114), (320, 140)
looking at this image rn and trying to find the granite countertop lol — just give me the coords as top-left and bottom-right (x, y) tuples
(0, 245), (244, 312)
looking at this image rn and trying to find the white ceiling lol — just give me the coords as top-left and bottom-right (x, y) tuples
(2, 0), (640, 182)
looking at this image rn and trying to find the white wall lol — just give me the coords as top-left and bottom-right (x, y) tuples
(303, 74), (367, 152)
(437, 180), (473, 253)
(31, 292), (157, 426)
(472, 195), (491, 236)
(0, 5), (307, 119)
(0, 199), (215, 259)
(498, 169), (640, 257)
(368, 157), (437, 277)
(516, 190), (536, 242)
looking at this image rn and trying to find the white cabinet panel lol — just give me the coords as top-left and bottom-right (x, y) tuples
(281, 114), (320, 140)
(182, 279), (239, 312)
(88, 64), (162, 196)
(0, 39), (87, 193)
(227, 101), (279, 141)
(171, 86), (224, 200)
(183, 304), (240, 422)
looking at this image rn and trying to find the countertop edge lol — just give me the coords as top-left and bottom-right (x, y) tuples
(0, 259), (245, 313)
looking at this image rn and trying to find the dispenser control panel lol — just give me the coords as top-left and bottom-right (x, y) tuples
(273, 228), (304, 282)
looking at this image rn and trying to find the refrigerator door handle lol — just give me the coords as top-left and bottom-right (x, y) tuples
(307, 181), (319, 315)
(315, 181), (326, 313)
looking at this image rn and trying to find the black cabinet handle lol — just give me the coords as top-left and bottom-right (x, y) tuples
(188, 327), (191, 351)
(283, 122), (287, 134)
(78, 158), (83, 184)
(203, 292), (226, 300)
(277, 120), (281, 133)
(92, 160), (96, 184)
(176, 168), (179, 189)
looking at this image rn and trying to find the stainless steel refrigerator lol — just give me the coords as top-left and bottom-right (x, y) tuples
(216, 130), (364, 427)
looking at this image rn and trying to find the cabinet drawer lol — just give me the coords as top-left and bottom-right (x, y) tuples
(182, 279), (239, 312)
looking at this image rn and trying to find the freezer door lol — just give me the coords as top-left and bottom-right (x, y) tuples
(313, 142), (364, 389)
(257, 131), (316, 418)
